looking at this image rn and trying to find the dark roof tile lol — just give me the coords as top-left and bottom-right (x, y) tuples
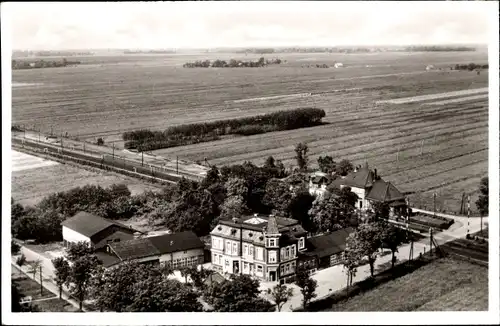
(61, 211), (134, 238)
(306, 227), (355, 258)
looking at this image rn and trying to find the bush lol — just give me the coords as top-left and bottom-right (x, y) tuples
(16, 254), (27, 266)
(11, 240), (21, 255)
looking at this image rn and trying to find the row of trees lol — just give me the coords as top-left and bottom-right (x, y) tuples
(183, 57), (283, 68)
(123, 108), (326, 151)
(452, 63), (488, 71)
(12, 58), (81, 70)
(11, 184), (135, 243)
(404, 46), (476, 52)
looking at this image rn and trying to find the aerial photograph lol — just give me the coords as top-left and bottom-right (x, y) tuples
(3, 1), (497, 324)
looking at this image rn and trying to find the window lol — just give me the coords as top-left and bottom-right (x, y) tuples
(298, 237), (305, 249)
(291, 245), (296, 257)
(286, 247), (290, 258)
(268, 251), (277, 263)
(257, 265), (263, 273)
(232, 242), (238, 255)
(244, 244), (248, 256)
(226, 241), (231, 254)
(256, 247), (263, 261)
(218, 255), (222, 265)
(268, 239), (276, 247)
(225, 259), (230, 266)
(281, 248), (286, 260)
(249, 246), (254, 256)
(280, 265), (285, 275)
(212, 253), (217, 264)
(291, 261), (296, 273)
(359, 200), (363, 209)
(285, 263), (290, 273)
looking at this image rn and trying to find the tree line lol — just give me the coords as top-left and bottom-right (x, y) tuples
(12, 58), (81, 70)
(122, 108), (326, 151)
(452, 63), (488, 71)
(183, 57), (283, 68)
(404, 46), (476, 52)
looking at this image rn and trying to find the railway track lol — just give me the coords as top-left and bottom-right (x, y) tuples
(440, 238), (488, 265)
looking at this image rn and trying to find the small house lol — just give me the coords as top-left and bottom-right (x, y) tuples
(304, 227), (354, 269)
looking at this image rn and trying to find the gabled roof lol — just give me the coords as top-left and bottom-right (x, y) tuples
(366, 179), (405, 203)
(109, 238), (160, 260)
(306, 227), (355, 258)
(61, 211), (134, 238)
(335, 165), (376, 189)
(147, 231), (204, 254)
(106, 231), (204, 262)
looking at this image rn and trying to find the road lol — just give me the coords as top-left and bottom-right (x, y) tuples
(12, 246), (86, 311)
(260, 209), (488, 311)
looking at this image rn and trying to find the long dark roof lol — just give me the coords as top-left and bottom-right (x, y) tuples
(107, 231), (204, 261)
(333, 165), (375, 189)
(306, 227), (355, 258)
(61, 211), (135, 238)
(366, 179), (405, 203)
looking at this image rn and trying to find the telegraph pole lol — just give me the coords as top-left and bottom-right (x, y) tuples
(83, 142), (86, 154)
(39, 266), (43, 295)
(420, 139), (424, 156)
(396, 147), (400, 164)
(142, 151), (144, 167)
(429, 227), (433, 256)
(467, 195), (470, 237)
(433, 193), (436, 218)
(176, 156), (179, 175)
(112, 143), (115, 160)
(38, 128), (41, 142)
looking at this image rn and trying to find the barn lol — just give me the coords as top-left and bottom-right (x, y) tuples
(61, 211), (137, 250)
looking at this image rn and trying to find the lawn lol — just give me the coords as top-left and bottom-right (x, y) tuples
(12, 271), (54, 301)
(326, 257), (488, 311)
(11, 150), (162, 206)
(34, 298), (79, 312)
(11, 51), (488, 214)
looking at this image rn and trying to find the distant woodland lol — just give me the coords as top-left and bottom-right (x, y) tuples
(452, 63), (488, 71)
(124, 50), (177, 54)
(183, 57), (284, 68)
(12, 59), (81, 70)
(230, 45), (477, 54)
(12, 50), (93, 57)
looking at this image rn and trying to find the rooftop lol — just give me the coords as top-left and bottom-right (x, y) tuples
(306, 227), (355, 258)
(61, 211), (136, 239)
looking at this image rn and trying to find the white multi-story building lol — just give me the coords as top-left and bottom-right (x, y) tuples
(210, 214), (307, 283)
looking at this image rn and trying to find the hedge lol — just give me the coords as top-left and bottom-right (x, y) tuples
(123, 107), (326, 150)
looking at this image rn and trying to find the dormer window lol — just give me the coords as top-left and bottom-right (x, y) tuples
(268, 239), (276, 247)
(298, 237), (305, 250)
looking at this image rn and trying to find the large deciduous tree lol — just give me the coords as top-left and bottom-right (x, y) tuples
(317, 155), (337, 175)
(269, 284), (294, 312)
(294, 143), (309, 171)
(379, 222), (405, 269)
(52, 257), (70, 299)
(206, 274), (274, 312)
(308, 188), (358, 233)
(295, 267), (317, 310)
(67, 253), (102, 311)
(475, 177), (488, 217)
(347, 223), (383, 277)
(336, 159), (354, 176)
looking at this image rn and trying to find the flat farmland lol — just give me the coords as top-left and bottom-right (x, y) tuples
(12, 51), (488, 213)
(11, 150), (161, 206)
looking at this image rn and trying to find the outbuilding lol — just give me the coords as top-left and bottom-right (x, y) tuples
(61, 211), (137, 250)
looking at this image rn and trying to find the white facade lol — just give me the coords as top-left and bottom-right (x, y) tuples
(62, 226), (91, 247)
(341, 185), (371, 211)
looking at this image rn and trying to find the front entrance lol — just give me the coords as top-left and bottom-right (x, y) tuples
(269, 271), (276, 282)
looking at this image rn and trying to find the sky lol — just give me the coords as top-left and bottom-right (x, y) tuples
(4, 1), (494, 50)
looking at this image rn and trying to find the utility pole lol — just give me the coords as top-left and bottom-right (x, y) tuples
(51, 126), (53, 137)
(467, 195), (470, 237)
(176, 156), (179, 175)
(420, 139), (424, 156)
(433, 192), (436, 218)
(429, 228), (433, 256)
(38, 128), (41, 142)
(83, 142), (85, 154)
(112, 143), (115, 160)
(39, 266), (43, 296)
(396, 147), (400, 164)
(142, 151), (144, 167)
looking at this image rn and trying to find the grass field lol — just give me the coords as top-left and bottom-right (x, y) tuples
(11, 150), (161, 206)
(12, 51), (488, 213)
(327, 257), (488, 311)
